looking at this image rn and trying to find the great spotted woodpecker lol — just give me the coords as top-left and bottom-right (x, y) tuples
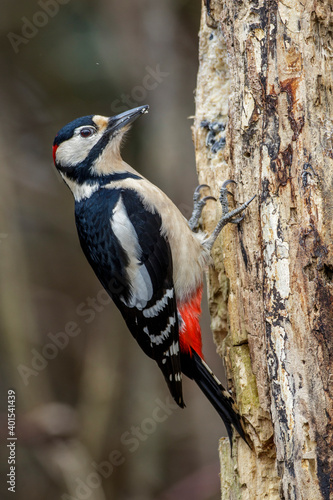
(52, 105), (255, 446)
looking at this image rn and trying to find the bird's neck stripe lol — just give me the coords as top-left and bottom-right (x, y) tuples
(57, 168), (142, 187)
(99, 172), (142, 185)
(60, 173), (99, 202)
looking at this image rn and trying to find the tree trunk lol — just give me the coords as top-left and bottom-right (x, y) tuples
(193, 1), (333, 498)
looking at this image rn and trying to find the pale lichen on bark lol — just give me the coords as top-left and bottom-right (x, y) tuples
(193, 0), (333, 498)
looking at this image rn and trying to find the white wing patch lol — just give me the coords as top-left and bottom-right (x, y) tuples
(112, 195), (153, 309)
(169, 372), (181, 382)
(143, 288), (174, 318)
(144, 315), (176, 346)
(168, 340), (179, 356)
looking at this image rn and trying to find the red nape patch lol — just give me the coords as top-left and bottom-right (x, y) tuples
(178, 286), (203, 358)
(52, 144), (58, 164)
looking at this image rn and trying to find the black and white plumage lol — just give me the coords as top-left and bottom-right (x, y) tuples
(52, 105), (254, 447)
(75, 185), (183, 405)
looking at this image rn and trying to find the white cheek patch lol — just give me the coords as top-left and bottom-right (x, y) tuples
(56, 133), (102, 167)
(112, 196), (153, 309)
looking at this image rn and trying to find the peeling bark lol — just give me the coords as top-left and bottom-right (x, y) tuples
(193, 1), (333, 498)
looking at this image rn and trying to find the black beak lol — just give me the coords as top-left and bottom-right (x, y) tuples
(107, 105), (149, 134)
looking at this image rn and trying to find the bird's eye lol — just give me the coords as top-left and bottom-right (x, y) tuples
(80, 127), (95, 138)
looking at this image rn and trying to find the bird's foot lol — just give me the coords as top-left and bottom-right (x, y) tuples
(204, 180), (256, 251)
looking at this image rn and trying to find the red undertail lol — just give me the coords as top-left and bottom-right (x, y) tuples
(178, 286), (203, 359)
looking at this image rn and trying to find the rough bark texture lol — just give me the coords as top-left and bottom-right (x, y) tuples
(193, 1), (333, 498)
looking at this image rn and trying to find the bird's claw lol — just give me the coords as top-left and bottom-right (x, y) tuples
(202, 195), (217, 204)
(203, 181), (256, 250)
(229, 215), (245, 224)
(194, 185), (217, 205)
(194, 183), (211, 193)
(193, 184), (211, 202)
(221, 179), (237, 189)
(189, 184), (216, 231)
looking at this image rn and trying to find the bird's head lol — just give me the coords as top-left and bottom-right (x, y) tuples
(53, 105), (149, 186)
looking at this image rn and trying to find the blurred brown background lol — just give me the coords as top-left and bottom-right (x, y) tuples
(0, 1), (227, 498)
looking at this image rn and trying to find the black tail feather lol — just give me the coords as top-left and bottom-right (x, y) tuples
(181, 349), (250, 449)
